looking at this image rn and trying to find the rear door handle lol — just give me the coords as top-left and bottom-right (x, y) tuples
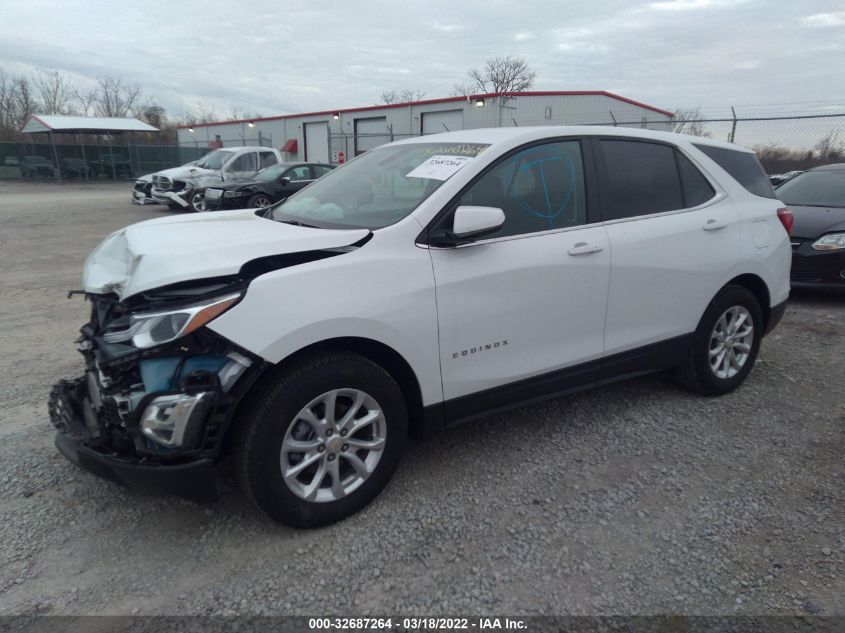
(567, 242), (604, 256)
(703, 219), (728, 231)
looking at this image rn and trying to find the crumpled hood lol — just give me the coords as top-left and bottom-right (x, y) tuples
(153, 164), (217, 182)
(82, 209), (369, 299)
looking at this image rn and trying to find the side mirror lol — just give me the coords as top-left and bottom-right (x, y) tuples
(279, 176), (291, 185)
(429, 205), (505, 247)
(452, 205), (505, 238)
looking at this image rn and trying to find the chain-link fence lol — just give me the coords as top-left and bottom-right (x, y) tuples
(330, 112), (845, 175)
(0, 140), (209, 181)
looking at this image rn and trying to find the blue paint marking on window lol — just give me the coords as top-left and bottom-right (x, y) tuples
(505, 148), (577, 229)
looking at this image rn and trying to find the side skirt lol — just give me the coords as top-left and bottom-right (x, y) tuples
(420, 333), (693, 435)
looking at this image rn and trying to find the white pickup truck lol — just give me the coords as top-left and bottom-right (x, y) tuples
(148, 146), (284, 211)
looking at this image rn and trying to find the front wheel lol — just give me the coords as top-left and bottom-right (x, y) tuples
(189, 190), (207, 212)
(676, 285), (763, 395)
(247, 193), (274, 209)
(234, 352), (408, 528)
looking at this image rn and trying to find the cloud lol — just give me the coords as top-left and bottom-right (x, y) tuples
(0, 0), (836, 123)
(648, 0), (747, 10)
(801, 12), (845, 27)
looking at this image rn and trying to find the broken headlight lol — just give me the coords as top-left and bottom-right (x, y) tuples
(103, 293), (241, 349)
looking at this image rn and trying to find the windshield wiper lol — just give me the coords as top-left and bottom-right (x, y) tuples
(277, 219), (320, 228)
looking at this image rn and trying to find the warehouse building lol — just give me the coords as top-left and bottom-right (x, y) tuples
(176, 91), (674, 164)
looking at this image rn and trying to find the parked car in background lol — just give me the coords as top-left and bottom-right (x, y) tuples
(4, 156), (20, 167)
(60, 158), (94, 178)
(204, 162), (335, 211)
(21, 156), (55, 178)
(769, 170), (803, 187)
(132, 155), (213, 205)
(92, 154), (132, 178)
(50, 127), (790, 528)
(150, 146), (283, 212)
(777, 163), (845, 290)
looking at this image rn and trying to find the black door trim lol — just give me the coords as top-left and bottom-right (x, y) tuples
(421, 332), (693, 434)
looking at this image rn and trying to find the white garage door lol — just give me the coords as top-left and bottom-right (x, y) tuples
(304, 122), (329, 163)
(422, 109), (464, 134)
(355, 117), (389, 155)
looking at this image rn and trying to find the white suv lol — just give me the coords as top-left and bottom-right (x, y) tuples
(50, 127), (791, 527)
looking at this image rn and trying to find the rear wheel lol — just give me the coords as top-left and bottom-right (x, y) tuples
(234, 352), (408, 528)
(677, 285), (763, 395)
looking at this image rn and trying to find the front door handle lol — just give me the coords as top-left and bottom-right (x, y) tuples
(703, 219), (728, 231)
(567, 242), (604, 256)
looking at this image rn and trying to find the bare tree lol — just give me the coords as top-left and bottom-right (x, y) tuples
(450, 82), (473, 97)
(814, 130), (842, 161)
(32, 70), (74, 115)
(671, 108), (710, 137)
(12, 75), (38, 127)
(380, 88), (427, 105)
(140, 102), (166, 129)
(466, 56), (536, 94)
(0, 70), (16, 134)
(94, 75), (143, 117)
(73, 86), (98, 117)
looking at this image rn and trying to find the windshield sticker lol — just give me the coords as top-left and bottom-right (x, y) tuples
(406, 155), (474, 181)
(424, 143), (489, 157)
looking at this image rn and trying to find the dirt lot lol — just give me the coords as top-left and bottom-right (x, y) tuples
(0, 181), (842, 616)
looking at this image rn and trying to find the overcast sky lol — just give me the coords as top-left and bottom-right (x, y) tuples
(1, 0), (844, 120)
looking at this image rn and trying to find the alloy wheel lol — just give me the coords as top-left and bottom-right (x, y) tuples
(191, 192), (207, 212)
(280, 389), (387, 503)
(709, 305), (754, 379)
(253, 195), (272, 208)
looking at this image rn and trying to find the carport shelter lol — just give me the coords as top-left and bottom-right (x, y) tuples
(20, 115), (158, 181)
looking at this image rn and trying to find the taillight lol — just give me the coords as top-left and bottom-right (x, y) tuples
(777, 207), (793, 236)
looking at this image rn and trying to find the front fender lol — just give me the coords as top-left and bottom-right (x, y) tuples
(207, 241), (442, 405)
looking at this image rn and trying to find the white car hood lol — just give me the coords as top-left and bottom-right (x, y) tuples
(82, 209), (369, 300)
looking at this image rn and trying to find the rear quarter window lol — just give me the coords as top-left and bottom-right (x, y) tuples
(693, 144), (775, 199)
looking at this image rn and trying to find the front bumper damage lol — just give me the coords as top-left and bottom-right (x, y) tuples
(151, 187), (191, 208)
(49, 290), (262, 503)
(132, 181), (158, 205)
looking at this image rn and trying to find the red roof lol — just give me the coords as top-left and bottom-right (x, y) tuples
(176, 91), (673, 130)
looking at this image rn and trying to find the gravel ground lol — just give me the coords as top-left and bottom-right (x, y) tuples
(0, 181), (842, 616)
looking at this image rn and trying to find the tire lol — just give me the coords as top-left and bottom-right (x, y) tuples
(233, 352), (408, 528)
(247, 193), (274, 209)
(676, 284), (763, 395)
(189, 190), (207, 212)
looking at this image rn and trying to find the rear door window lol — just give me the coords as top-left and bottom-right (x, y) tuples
(693, 144), (775, 199)
(676, 152), (716, 207)
(598, 140), (684, 220)
(259, 151), (277, 169)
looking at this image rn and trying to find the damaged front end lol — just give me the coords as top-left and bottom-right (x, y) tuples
(49, 279), (263, 503)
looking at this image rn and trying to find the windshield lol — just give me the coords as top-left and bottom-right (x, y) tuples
(195, 149), (234, 170)
(269, 142), (489, 229)
(255, 164), (288, 182)
(777, 169), (845, 207)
